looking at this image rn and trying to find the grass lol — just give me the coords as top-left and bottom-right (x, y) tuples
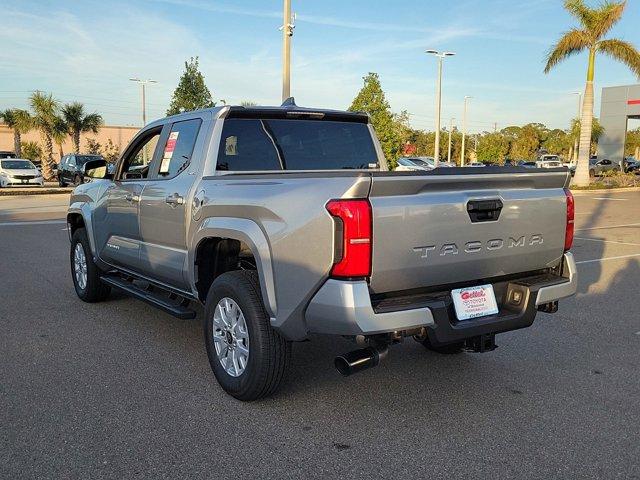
(571, 171), (640, 190)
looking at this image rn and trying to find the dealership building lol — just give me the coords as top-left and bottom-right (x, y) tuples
(598, 84), (640, 164)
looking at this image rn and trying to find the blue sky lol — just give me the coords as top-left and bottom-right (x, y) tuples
(1, 0), (639, 132)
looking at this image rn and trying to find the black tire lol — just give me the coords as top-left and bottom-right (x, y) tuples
(420, 338), (465, 354)
(203, 270), (290, 401)
(70, 228), (110, 302)
(73, 174), (82, 186)
(58, 175), (67, 187)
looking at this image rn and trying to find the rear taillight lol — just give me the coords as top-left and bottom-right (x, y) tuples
(326, 199), (372, 278)
(564, 188), (574, 251)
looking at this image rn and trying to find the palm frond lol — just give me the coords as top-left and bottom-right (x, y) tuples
(564, 0), (593, 27)
(544, 29), (592, 73)
(590, 1), (626, 39)
(598, 38), (640, 77)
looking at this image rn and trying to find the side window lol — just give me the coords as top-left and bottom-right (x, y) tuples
(157, 119), (201, 178)
(118, 129), (161, 180)
(216, 119), (282, 171)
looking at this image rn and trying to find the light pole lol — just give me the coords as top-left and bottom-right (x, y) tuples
(426, 50), (455, 167)
(572, 92), (582, 164)
(280, 0), (295, 102)
(460, 96), (472, 166)
(447, 117), (455, 164)
(129, 78), (157, 126)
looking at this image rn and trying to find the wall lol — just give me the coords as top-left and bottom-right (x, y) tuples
(599, 84), (640, 165)
(0, 124), (140, 159)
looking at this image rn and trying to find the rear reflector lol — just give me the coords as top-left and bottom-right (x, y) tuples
(326, 199), (372, 278)
(564, 188), (574, 251)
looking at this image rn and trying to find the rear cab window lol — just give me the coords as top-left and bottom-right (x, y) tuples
(156, 119), (201, 178)
(216, 117), (379, 172)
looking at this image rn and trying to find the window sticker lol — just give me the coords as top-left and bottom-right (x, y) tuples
(160, 131), (180, 173)
(225, 136), (237, 156)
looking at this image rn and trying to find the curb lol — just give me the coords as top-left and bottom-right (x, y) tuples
(571, 186), (640, 195)
(0, 187), (73, 197)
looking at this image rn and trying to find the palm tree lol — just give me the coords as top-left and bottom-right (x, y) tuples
(545, 0), (640, 186)
(0, 108), (32, 157)
(570, 116), (604, 157)
(62, 102), (104, 153)
(52, 116), (68, 161)
(30, 92), (59, 180)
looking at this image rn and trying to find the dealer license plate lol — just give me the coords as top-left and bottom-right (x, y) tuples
(451, 284), (499, 321)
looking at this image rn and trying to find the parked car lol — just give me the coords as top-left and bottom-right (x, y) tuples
(396, 157), (432, 171)
(0, 158), (44, 187)
(0, 151), (17, 159)
(536, 155), (563, 169)
(517, 161), (537, 168)
(66, 101), (577, 401)
(623, 157), (639, 174)
(57, 154), (107, 186)
(589, 157), (618, 177)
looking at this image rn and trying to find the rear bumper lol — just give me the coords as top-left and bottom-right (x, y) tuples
(304, 252), (577, 339)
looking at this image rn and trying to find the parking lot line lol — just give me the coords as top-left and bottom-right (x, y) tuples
(575, 222), (640, 231)
(576, 253), (640, 265)
(590, 197), (628, 201)
(0, 220), (66, 227)
(574, 237), (640, 247)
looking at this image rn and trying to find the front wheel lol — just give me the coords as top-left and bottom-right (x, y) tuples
(70, 228), (110, 302)
(203, 271), (290, 401)
(73, 174), (82, 186)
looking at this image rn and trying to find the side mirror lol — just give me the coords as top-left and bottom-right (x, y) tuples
(83, 159), (108, 179)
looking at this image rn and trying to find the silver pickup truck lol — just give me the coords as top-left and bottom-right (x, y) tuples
(67, 101), (577, 400)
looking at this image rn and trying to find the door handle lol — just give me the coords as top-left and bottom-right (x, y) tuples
(165, 193), (184, 206)
(125, 193), (140, 203)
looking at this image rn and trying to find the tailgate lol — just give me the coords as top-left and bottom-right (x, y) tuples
(368, 169), (569, 294)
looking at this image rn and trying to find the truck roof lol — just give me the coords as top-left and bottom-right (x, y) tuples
(154, 98), (370, 126)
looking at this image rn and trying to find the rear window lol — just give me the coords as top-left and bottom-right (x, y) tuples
(216, 119), (378, 171)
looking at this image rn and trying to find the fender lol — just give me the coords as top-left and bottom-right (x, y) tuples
(67, 200), (98, 258)
(190, 217), (277, 319)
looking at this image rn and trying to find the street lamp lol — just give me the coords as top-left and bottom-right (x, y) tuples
(447, 117), (455, 164)
(460, 96), (472, 166)
(426, 50), (455, 167)
(279, 0), (296, 102)
(129, 78), (157, 126)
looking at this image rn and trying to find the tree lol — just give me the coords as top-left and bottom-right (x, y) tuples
(166, 57), (215, 115)
(0, 108), (32, 157)
(52, 116), (68, 160)
(85, 138), (101, 155)
(348, 73), (401, 167)
(240, 100), (257, 106)
(477, 132), (510, 162)
(21, 141), (43, 162)
(30, 92), (60, 179)
(62, 102), (104, 153)
(545, 0), (640, 186)
(570, 116), (604, 156)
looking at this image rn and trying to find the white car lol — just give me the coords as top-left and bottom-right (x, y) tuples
(536, 155), (563, 169)
(0, 158), (44, 187)
(396, 157), (433, 171)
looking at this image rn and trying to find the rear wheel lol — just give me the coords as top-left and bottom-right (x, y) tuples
(70, 228), (110, 302)
(203, 270), (290, 401)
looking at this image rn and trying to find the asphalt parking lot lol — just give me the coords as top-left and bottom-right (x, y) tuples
(1, 191), (639, 479)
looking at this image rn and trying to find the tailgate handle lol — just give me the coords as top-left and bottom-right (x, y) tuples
(467, 199), (503, 222)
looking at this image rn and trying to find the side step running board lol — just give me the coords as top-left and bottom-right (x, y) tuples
(101, 275), (197, 320)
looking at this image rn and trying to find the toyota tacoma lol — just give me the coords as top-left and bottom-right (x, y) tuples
(66, 100), (578, 400)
